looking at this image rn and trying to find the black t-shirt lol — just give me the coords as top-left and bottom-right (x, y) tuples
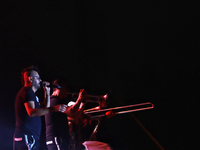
(45, 96), (70, 139)
(14, 87), (41, 139)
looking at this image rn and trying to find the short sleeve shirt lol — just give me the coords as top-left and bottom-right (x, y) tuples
(14, 87), (41, 139)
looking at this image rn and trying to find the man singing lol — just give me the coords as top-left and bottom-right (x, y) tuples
(13, 66), (84, 150)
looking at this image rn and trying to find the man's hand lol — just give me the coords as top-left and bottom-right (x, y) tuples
(77, 89), (87, 102)
(42, 81), (50, 96)
(53, 104), (68, 113)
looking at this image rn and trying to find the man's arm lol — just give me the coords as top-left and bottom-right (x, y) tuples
(25, 89), (86, 117)
(25, 101), (69, 117)
(25, 101), (50, 117)
(67, 89), (86, 115)
(40, 81), (50, 108)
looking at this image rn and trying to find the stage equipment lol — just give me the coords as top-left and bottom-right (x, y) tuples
(68, 93), (108, 103)
(84, 102), (154, 118)
(83, 118), (112, 150)
(81, 102), (154, 150)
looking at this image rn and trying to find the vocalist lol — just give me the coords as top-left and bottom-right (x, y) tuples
(13, 66), (84, 150)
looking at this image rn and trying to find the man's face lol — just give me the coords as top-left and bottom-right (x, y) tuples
(59, 84), (69, 98)
(31, 71), (42, 89)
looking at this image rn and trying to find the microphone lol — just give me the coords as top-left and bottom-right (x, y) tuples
(41, 82), (62, 89)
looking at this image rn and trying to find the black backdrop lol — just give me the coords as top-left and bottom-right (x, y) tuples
(0, 1), (199, 150)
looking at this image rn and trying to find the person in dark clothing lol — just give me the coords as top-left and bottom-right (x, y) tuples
(13, 66), (83, 150)
(45, 78), (86, 150)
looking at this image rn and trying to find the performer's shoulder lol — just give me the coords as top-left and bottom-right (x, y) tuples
(17, 87), (34, 96)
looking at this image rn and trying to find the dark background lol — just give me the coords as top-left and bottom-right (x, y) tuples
(0, 1), (199, 150)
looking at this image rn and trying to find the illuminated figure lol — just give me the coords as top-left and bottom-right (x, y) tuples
(13, 66), (83, 150)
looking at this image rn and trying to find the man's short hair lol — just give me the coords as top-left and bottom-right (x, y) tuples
(52, 77), (70, 92)
(21, 66), (40, 85)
